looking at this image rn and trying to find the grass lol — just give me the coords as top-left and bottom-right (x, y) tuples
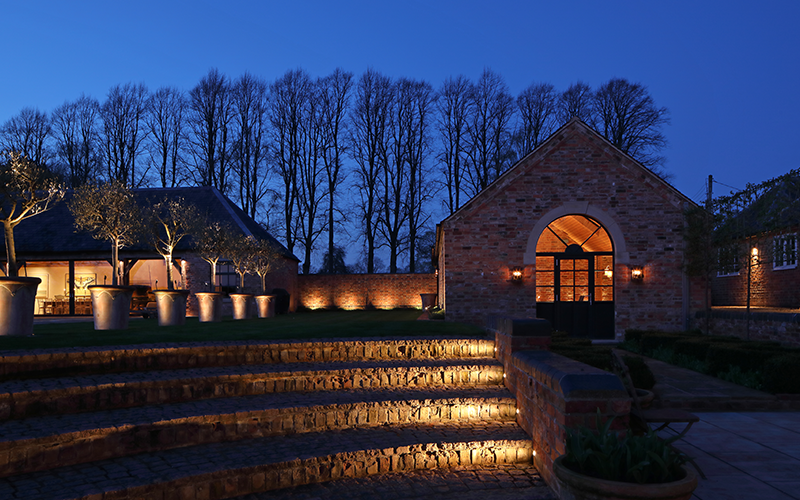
(0, 310), (486, 351)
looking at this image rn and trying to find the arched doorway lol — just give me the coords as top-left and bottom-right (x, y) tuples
(535, 215), (614, 339)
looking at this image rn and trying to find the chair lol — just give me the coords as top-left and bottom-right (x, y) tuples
(611, 350), (705, 478)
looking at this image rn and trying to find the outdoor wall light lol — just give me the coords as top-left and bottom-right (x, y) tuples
(510, 266), (524, 281)
(631, 266), (644, 282)
(751, 247), (759, 263)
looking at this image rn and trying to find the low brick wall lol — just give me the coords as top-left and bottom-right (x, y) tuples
(693, 308), (800, 347)
(297, 273), (436, 310)
(490, 316), (630, 495)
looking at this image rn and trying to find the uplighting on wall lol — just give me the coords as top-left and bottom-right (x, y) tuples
(510, 266), (524, 282)
(631, 266), (644, 282)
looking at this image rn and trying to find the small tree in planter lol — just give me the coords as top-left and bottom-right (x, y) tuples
(69, 181), (142, 330)
(195, 220), (235, 293)
(145, 196), (201, 290)
(227, 234), (256, 319)
(252, 238), (283, 318)
(0, 152), (64, 336)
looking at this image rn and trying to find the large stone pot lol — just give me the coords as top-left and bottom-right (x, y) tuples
(89, 285), (134, 330)
(153, 289), (190, 326)
(229, 293), (254, 320)
(554, 455), (697, 500)
(420, 293), (437, 310)
(196, 292), (224, 323)
(255, 294), (276, 318)
(0, 276), (41, 337)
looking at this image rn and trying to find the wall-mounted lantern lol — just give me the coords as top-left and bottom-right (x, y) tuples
(631, 266), (644, 282)
(604, 265), (613, 279)
(510, 266), (524, 282)
(751, 247), (759, 264)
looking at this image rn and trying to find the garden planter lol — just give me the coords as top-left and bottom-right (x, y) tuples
(636, 388), (655, 409)
(196, 292), (224, 323)
(229, 293), (254, 320)
(89, 285), (134, 330)
(255, 294), (276, 318)
(153, 289), (190, 326)
(420, 293), (437, 310)
(554, 455), (697, 500)
(0, 277), (41, 337)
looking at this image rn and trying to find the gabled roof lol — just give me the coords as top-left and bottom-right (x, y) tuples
(441, 118), (696, 224)
(3, 186), (298, 262)
(717, 172), (800, 239)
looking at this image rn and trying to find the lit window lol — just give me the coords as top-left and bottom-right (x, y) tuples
(717, 246), (740, 277)
(773, 233), (797, 270)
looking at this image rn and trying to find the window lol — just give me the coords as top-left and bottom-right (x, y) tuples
(217, 260), (238, 292)
(773, 233), (797, 270)
(717, 246), (740, 276)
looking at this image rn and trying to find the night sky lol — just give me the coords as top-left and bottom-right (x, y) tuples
(2, 0), (798, 243)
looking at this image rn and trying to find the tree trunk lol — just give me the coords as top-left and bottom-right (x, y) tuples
(112, 240), (119, 286)
(3, 221), (18, 277)
(165, 254), (174, 290)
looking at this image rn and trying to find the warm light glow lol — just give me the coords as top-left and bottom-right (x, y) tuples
(604, 265), (613, 279)
(631, 266), (644, 281)
(533, 450), (536, 457)
(510, 266), (524, 281)
(752, 247), (759, 263)
(516, 408), (519, 414)
(503, 373), (506, 378)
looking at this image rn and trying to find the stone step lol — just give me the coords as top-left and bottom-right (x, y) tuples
(0, 422), (533, 500)
(0, 358), (504, 421)
(238, 463), (556, 500)
(0, 386), (517, 477)
(0, 337), (495, 380)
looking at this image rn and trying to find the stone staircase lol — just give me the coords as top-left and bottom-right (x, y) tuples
(0, 338), (554, 499)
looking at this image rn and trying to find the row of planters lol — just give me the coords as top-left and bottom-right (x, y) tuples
(1, 153), (284, 335)
(622, 329), (800, 394)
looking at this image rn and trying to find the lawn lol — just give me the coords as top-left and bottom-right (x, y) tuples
(0, 310), (485, 351)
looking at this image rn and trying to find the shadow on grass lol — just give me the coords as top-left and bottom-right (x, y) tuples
(0, 310), (485, 351)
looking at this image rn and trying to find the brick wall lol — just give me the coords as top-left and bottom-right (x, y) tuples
(440, 120), (703, 334)
(713, 260), (800, 309)
(490, 320), (629, 495)
(693, 309), (800, 347)
(297, 273), (436, 310)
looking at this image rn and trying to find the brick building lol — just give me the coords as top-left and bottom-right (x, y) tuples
(435, 118), (703, 339)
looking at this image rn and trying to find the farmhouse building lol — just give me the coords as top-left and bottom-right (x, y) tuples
(435, 118), (703, 339)
(2, 186), (299, 316)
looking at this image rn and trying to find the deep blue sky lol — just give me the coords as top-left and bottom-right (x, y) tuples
(2, 0), (798, 205)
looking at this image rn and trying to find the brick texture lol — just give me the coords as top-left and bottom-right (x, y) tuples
(438, 120), (704, 334)
(297, 274), (436, 310)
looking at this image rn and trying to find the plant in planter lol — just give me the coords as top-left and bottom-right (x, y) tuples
(555, 409), (697, 500)
(144, 197), (200, 326)
(69, 181), (143, 330)
(0, 152), (64, 336)
(251, 237), (283, 318)
(226, 234), (256, 319)
(194, 220), (235, 322)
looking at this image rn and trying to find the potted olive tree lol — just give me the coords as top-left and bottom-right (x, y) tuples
(227, 235), (255, 320)
(554, 410), (698, 500)
(194, 221), (234, 322)
(145, 197), (200, 326)
(0, 152), (64, 336)
(252, 238), (282, 318)
(70, 181), (142, 330)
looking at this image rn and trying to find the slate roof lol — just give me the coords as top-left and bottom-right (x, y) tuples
(3, 186), (298, 263)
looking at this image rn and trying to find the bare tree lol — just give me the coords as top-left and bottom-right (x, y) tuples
(463, 69), (514, 197)
(100, 83), (150, 187)
(231, 73), (270, 219)
(52, 95), (100, 187)
(592, 78), (670, 170)
(146, 86), (188, 188)
(144, 197), (201, 290)
(70, 180), (142, 285)
(188, 68), (233, 192)
(252, 237), (283, 294)
(0, 108), (53, 167)
(380, 78), (410, 273)
(557, 81), (593, 124)
(227, 234), (255, 291)
(295, 78), (328, 274)
(513, 82), (557, 159)
(403, 79), (436, 273)
(436, 75), (473, 215)
(319, 68), (354, 274)
(350, 69), (392, 273)
(0, 152), (64, 277)
(269, 69), (310, 255)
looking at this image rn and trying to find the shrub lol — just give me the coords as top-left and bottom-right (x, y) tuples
(762, 354), (800, 394)
(640, 332), (685, 353)
(716, 365), (763, 390)
(705, 345), (778, 374)
(550, 345), (613, 371)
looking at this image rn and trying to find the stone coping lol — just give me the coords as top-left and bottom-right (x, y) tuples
(512, 350), (626, 397)
(696, 308), (800, 323)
